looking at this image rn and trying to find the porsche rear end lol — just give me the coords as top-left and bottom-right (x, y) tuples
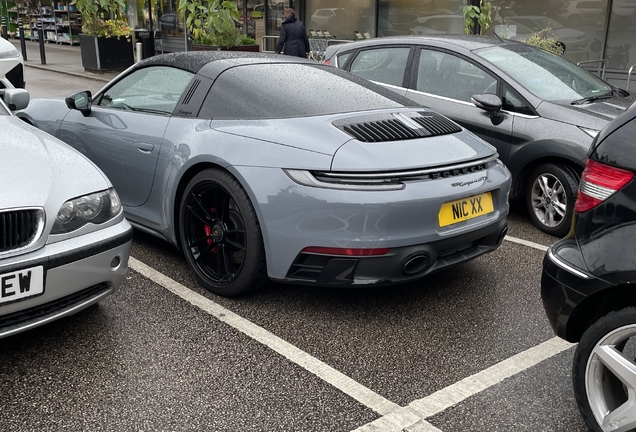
(235, 109), (512, 286)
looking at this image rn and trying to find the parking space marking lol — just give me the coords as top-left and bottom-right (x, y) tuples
(504, 235), (549, 252)
(352, 337), (574, 432)
(129, 233), (556, 432)
(128, 257), (427, 421)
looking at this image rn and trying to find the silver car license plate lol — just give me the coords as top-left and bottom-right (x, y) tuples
(0, 266), (44, 304)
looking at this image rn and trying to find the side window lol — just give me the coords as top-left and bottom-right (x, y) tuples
(415, 49), (497, 102)
(336, 52), (352, 69)
(98, 66), (194, 114)
(349, 47), (410, 87)
(502, 85), (535, 116)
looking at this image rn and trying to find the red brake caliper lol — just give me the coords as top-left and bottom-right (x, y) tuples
(204, 208), (218, 253)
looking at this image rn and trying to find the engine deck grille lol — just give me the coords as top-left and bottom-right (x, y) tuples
(335, 111), (462, 143)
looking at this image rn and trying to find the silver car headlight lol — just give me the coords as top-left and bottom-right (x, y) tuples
(51, 188), (122, 234)
(0, 49), (21, 60)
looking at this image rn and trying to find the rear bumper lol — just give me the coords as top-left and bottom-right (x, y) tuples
(541, 239), (612, 341)
(283, 218), (507, 285)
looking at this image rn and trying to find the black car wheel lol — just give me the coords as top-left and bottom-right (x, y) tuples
(526, 163), (578, 237)
(572, 308), (636, 432)
(179, 168), (267, 296)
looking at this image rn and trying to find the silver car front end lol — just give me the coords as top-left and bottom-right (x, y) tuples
(0, 214), (132, 338)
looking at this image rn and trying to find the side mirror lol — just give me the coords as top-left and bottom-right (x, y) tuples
(2, 89), (30, 111)
(65, 90), (92, 116)
(471, 93), (503, 113)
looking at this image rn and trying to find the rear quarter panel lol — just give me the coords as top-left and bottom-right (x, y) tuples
(133, 117), (334, 245)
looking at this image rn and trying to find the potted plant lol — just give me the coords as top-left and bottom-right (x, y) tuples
(178, 0), (258, 51)
(72, 0), (134, 71)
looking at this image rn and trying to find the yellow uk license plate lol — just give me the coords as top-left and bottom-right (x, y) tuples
(438, 192), (494, 227)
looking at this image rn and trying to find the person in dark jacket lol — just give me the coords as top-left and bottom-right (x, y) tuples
(275, 8), (310, 58)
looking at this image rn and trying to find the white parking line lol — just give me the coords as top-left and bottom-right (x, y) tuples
(128, 257), (408, 417)
(504, 235), (549, 252)
(128, 232), (559, 432)
(351, 337), (574, 432)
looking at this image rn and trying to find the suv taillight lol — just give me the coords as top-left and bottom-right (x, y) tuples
(575, 159), (634, 213)
(324, 58), (331, 65)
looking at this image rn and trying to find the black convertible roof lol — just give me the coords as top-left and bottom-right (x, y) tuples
(137, 51), (316, 75)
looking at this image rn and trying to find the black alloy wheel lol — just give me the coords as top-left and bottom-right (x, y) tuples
(179, 168), (267, 296)
(525, 163), (579, 238)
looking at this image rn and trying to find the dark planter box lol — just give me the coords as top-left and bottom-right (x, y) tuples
(191, 43), (260, 52)
(79, 34), (134, 72)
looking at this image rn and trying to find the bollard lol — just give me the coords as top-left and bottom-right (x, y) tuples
(37, 19), (46, 65)
(18, 18), (26, 61)
(1, 17), (7, 40)
(135, 42), (142, 63)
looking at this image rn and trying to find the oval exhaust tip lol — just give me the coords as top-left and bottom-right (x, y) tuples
(402, 254), (430, 276)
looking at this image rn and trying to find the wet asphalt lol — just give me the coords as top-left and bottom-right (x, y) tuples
(0, 69), (588, 431)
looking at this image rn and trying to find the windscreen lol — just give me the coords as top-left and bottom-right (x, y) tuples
(476, 44), (612, 102)
(198, 63), (414, 119)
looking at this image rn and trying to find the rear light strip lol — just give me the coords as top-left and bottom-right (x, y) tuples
(302, 247), (390, 256)
(575, 159), (634, 213)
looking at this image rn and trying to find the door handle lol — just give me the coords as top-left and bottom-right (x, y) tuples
(133, 141), (155, 153)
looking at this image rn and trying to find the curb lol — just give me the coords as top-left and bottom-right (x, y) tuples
(23, 63), (114, 83)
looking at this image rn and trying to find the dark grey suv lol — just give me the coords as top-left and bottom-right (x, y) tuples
(325, 35), (636, 237)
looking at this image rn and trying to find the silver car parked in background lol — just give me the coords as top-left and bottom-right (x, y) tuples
(19, 52), (511, 297)
(0, 90), (132, 339)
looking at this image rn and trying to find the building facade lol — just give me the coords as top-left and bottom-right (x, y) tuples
(136, 0), (635, 89)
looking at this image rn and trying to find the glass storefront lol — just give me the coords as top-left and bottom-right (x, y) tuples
(126, 0), (636, 88)
(605, 0), (636, 71)
(155, 0), (184, 37)
(491, 1), (609, 65)
(305, 0), (376, 39)
(378, 0), (465, 38)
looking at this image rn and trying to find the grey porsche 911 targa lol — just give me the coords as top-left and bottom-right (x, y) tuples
(18, 52), (511, 296)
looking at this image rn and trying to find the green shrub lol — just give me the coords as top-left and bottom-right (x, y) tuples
(523, 28), (565, 56)
(178, 0), (253, 48)
(463, 0), (493, 35)
(72, 0), (133, 38)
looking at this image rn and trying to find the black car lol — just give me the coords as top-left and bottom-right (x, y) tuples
(324, 35), (636, 237)
(541, 107), (636, 431)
